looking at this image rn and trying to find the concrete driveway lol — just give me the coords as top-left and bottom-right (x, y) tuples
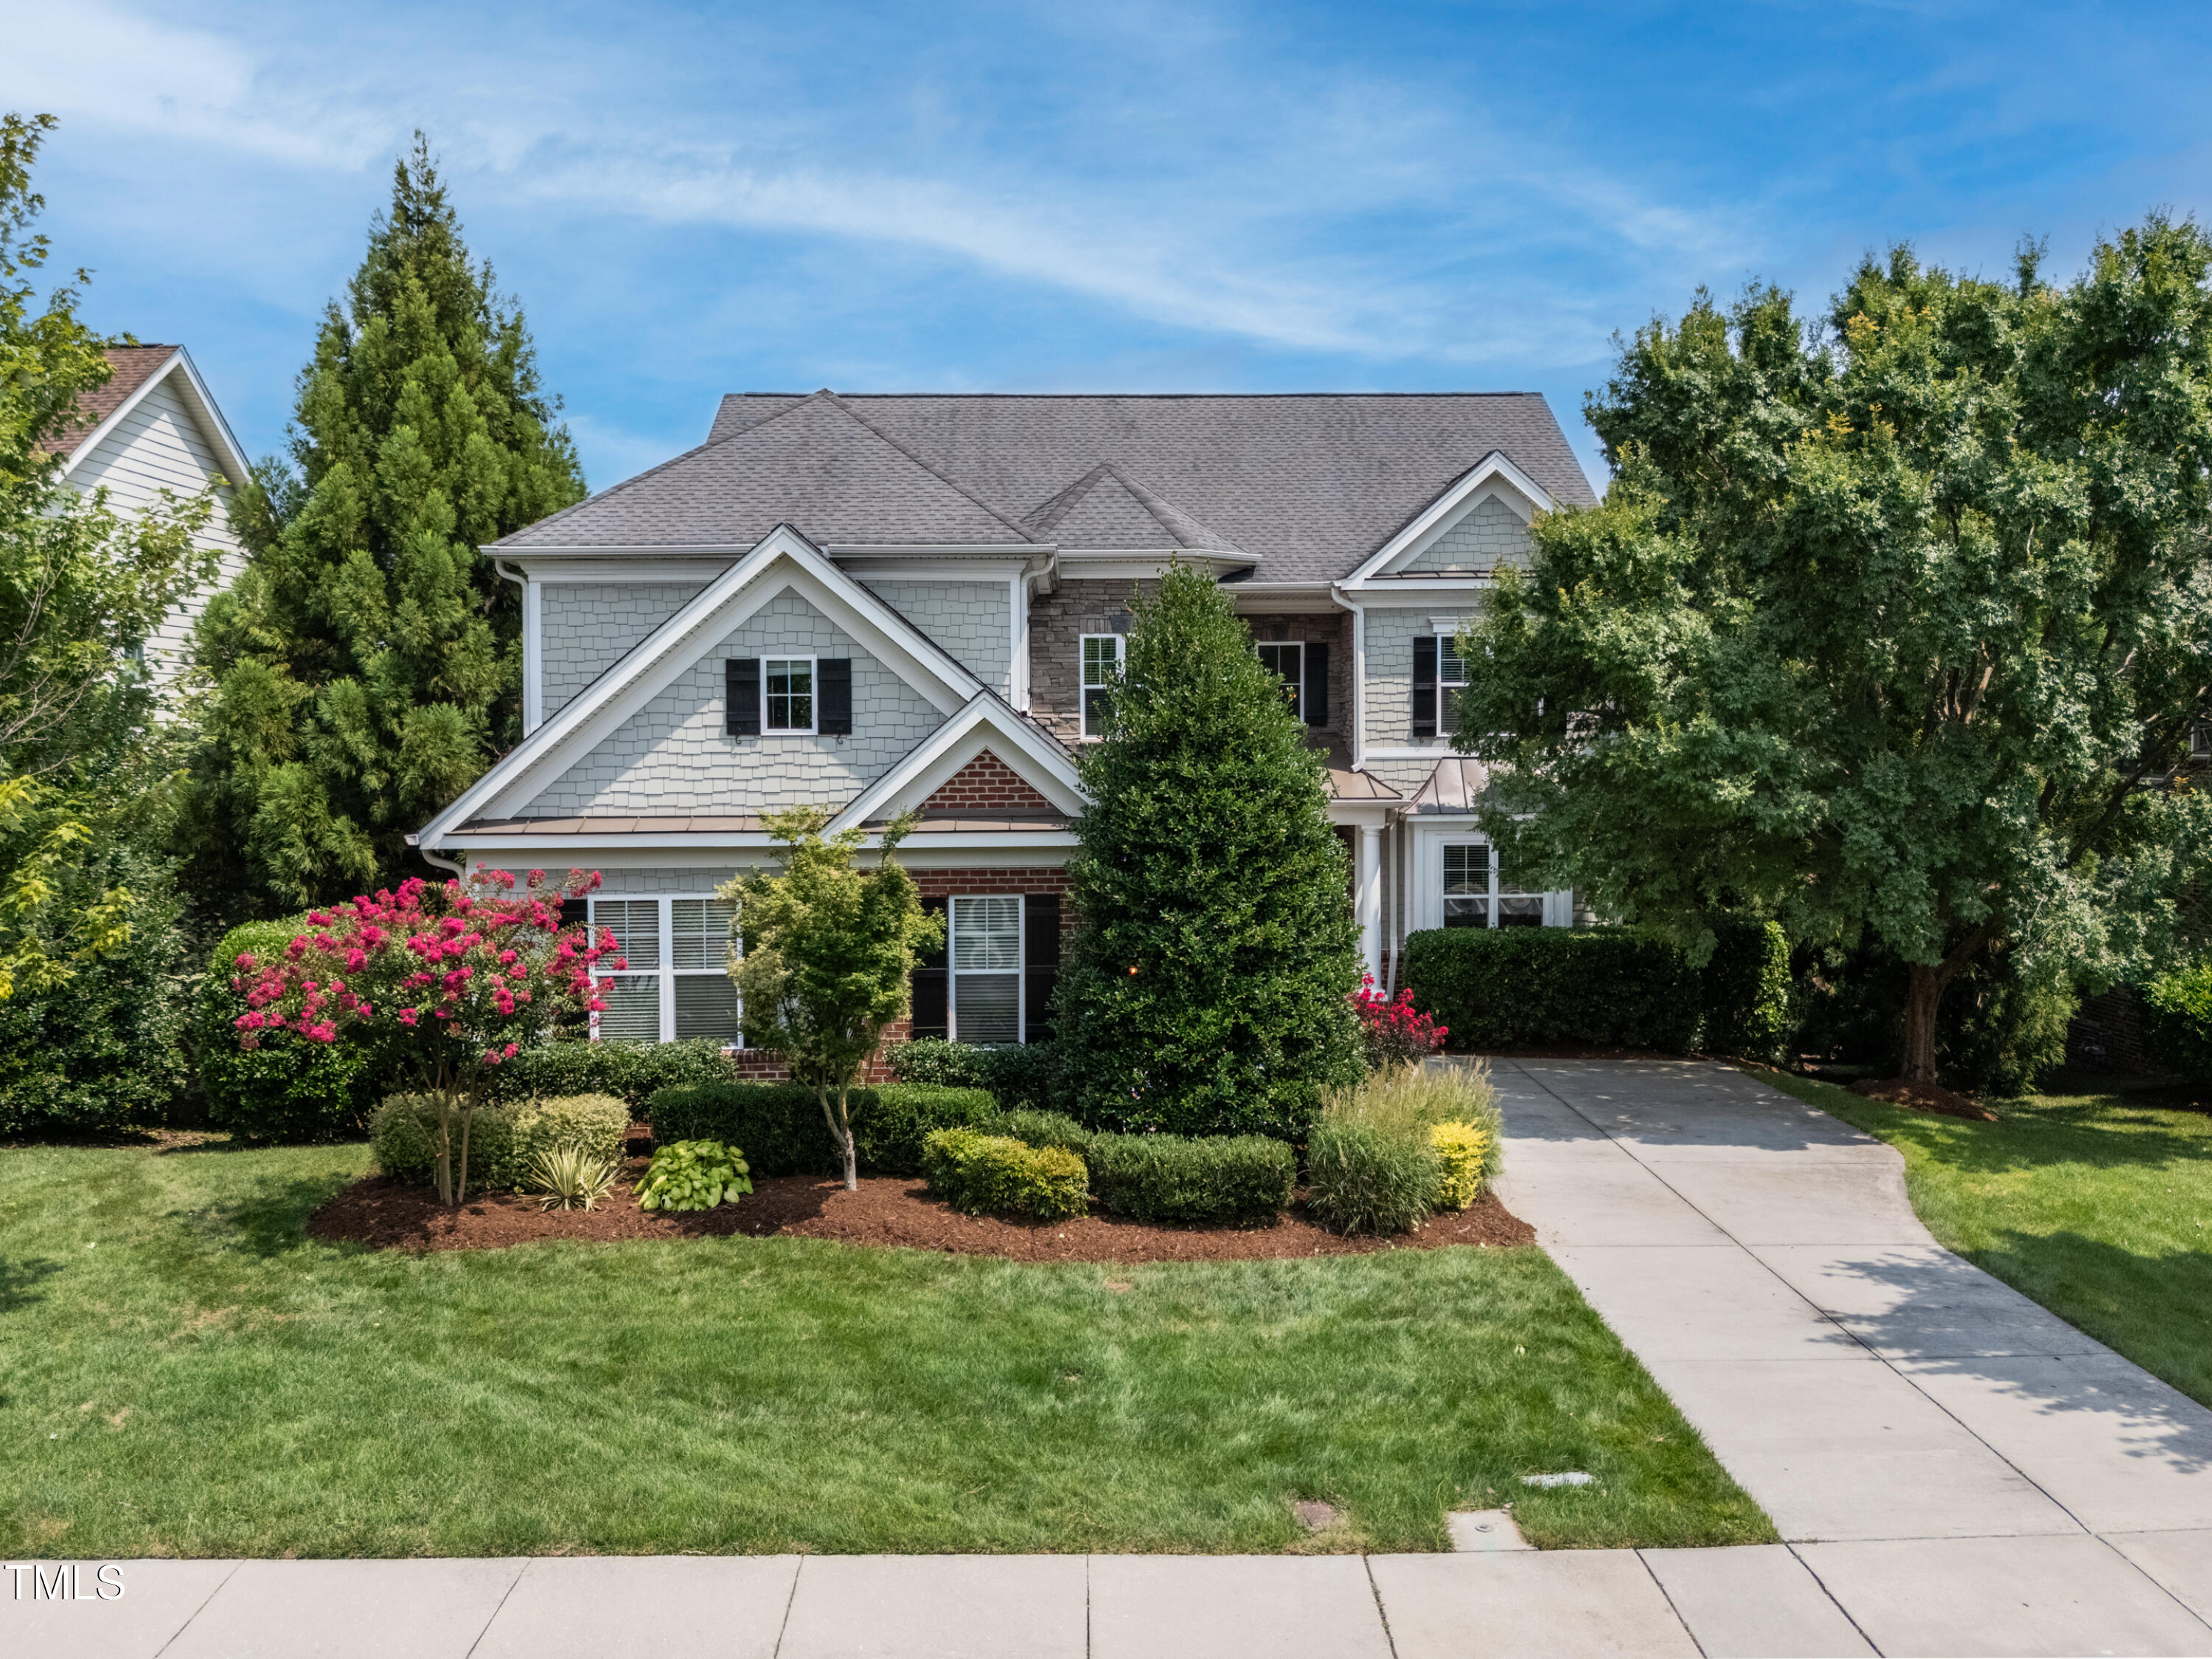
(1491, 1056), (2212, 1655)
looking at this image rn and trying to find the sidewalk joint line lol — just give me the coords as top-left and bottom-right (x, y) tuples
(772, 1554), (804, 1657)
(151, 1558), (241, 1658)
(1632, 1548), (1707, 1658)
(462, 1558), (530, 1659)
(2089, 1531), (2212, 1642)
(1783, 1540), (1886, 1657)
(1361, 1551), (1401, 1659)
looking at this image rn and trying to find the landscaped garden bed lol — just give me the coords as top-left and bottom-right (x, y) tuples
(306, 1162), (1534, 1259)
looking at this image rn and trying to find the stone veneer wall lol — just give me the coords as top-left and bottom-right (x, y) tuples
(1027, 579), (1156, 746)
(541, 582), (706, 716)
(526, 589), (944, 815)
(1401, 493), (1533, 574)
(858, 579), (1014, 700)
(1242, 611), (1350, 742)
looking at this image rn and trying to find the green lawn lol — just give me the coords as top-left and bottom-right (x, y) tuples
(1759, 1071), (2212, 1409)
(0, 1139), (1771, 1558)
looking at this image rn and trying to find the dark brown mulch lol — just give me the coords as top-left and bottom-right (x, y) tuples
(1849, 1077), (1998, 1121)
(306, 1161), (1535, 1262)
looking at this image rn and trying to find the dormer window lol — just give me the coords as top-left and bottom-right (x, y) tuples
(765, 657), (815, 733)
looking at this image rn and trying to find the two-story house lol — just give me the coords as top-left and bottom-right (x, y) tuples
(412, 392), (1598, 1047)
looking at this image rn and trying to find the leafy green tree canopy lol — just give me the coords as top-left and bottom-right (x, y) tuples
(0, 111), (215, 999)
(1056, 563), (1363, 1135)
(727, 807), (943, 1190)
(184, 134), (585, 915)
(1457, 220), (2212, 1081)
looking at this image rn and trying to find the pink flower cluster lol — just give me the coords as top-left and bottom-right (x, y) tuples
(1352, 973), (1450, 1069)
(234, 868), (624, 1068)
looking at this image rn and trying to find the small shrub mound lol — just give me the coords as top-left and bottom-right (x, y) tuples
(996, 1108), (1093, 1156)
(372, 1092), (628, 1194)
(1086, 1133), (1295, 1228)
(886, 1037), (986, 1088)
(635, 1139), (752, 1211)
(1430, 1121), (1494, 1210)
(198, 914), (381, 1142)
(648, 1082), (996, 1178)
(485, 1037), (739, 1112)
(1306, 1119), (1440, 1235)
(922, 1128), (1088, 1222)
(2143, 965), (2212, 1082)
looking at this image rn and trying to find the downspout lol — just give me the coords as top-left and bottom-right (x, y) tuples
(404, 832), (465, 878)
(493, 558), (538, 734)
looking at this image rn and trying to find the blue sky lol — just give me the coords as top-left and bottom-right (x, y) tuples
(7, 1), (2211, 494)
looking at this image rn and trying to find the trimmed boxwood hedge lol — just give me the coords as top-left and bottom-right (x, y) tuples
(646, 1082), (998, 1177)
(481, 1037), (741, 1112)
(1403, 928), (1703, 1052)
(1085, 1132), (1296, 1227)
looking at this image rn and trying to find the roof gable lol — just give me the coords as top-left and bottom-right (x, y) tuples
(835, 697), (1085, 829)
(44, 346), (250, 488)
(1023, 462), (1246, 556)
(1342, 451), (1558, 587)
(496, 390), (1037, 552)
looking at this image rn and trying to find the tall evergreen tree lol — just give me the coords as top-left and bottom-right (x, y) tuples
(181, 136), (585, 916)
(1055, 564), (1363, 1137)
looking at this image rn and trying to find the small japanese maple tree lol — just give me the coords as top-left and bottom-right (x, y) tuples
(233, 868), (619, 1205)
(1352, 974), (1449, 1070)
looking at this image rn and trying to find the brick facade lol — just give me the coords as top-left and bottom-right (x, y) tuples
(920, 750), (1056, 815)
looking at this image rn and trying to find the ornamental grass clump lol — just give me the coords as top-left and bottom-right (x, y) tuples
(528, 1145), (621, 1211)
(1306, 1062), (1502, 1233)
(634, 1139), (752, 1212)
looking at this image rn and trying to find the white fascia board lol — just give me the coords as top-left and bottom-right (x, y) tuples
(420, 525), (985, 845)
(1341, 452), (1558, 587)
(500, 555), (740, 584)
(841, 559), (1043, 582)
(445, 829), (1080, 858)
(62, 347), (256, 490)
(832, 694), (1087, 830)
(1326, 800), (1397, 828)
(1228, 582), (1342, 615)
(1342, 578), (1496, 602)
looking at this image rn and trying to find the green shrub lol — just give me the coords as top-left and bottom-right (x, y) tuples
(1700, 916), (1794, 1062)
(2143, 965), (2212, 1082)
(1305, 1119), (1441, 1235)
(921, 1128), (1089, 1222)
(1085, 1133), (1295, 1227)
(980, 1041), (1063, 1111)
(997, 1108), (1093, 1156)
(635, 1138), (752, 1211)
(646, 1082), (996, 1178)
(1403, 928), (1703, 1052)
(195, 912), (383, 1143)
(484, 1037), (740, 1112)
(511, 1093), (629, 1172)
(1794, 937), (2076, 1093)
(370, 1095), (521, 1192)
(884, 1037), (987, 1088)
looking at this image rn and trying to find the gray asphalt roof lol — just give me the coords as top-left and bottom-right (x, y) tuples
(497, 389), (1596, 582)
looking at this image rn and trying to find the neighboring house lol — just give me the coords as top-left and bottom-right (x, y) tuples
(413, 391), (1599, 1048)
(44, 344), (250, 683)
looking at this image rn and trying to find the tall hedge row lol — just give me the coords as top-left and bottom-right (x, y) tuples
(1402, 928), (1706, 1052)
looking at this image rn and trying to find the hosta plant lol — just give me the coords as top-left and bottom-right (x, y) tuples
(634, 1138), (753, 1212)
(528, 1144), (621, 1211)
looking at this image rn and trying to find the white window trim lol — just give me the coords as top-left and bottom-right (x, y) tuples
(1438, 839), (1554, 931)
(947, 894), (1024, 1046)
(1439, 639), (1470, 731)
(588, 894), (742, 1045)
(764, 654), (818, 735)
(1079, 634), (1124, 741)
(1255, 639), (1304, 720)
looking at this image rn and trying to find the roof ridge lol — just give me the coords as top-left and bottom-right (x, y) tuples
(821, 391), (1039, 544)
(1103, 462), (1244, 554)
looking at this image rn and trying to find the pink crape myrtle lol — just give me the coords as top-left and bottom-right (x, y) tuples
(234, 868), (624, 1206)
(1351, 973), (1449, 1071)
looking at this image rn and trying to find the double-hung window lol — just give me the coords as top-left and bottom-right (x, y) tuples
(950, 895), (1023, 1045)
(765, 658), (815, 734)
(588, 895), (741, 1043)
(1079, 635), (1124, 738)
(1438, 640), (1470, 732)
(1256, 641), (1303, 720)
(1441, 844), (1545, 929)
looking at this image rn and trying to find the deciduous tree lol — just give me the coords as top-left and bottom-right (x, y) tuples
(1457, 223), (2212, 1085)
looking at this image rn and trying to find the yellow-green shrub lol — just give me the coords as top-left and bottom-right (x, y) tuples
(1430, 1120), (1494, 1210)
(512, 1093), (628, 1172)
(922, 1127), (1088, 1222)
(371, 1091), (627, 1193)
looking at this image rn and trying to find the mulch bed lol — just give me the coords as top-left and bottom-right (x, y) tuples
(1848, 1077), (1998, 1121)
(307, 1160), (1535, 1262)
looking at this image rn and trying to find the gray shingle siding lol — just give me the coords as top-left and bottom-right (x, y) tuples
(859, 579), (1013, 700)
(543, 582), (705, 716)
(525, 591), (943, 815)
(1401, 494), (1531, 574)
(1363, 606), (1477, 748)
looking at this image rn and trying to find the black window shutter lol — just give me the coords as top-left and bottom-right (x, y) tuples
(909, 895), (950, 1040)
(1304, 641), (1330, 728)
(819, 658), (852, 735)
(1411, 636), (1438, 737)
(726, 658), (761, 736)
(558, 898), (589, 933)
(1023, 894), (1060, 1043)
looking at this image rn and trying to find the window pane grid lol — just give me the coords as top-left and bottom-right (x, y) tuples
(765, 658), (813, 731)
(670, 899), (734, 972)
(1081, 636), (1122, 737)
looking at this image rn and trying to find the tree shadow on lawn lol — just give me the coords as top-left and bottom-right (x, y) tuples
(0, 1253), (60, 1313)
(1818, 1083), (2212, 1179)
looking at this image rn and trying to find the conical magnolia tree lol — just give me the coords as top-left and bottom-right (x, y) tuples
(1054, 563), (1363, 1137)
(181, 136), (585, 915)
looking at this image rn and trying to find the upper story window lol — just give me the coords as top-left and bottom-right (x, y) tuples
(1412, 633), (1471, 741)
(1256, 641), (1303, 720)
(1439, 639), (1470, 731)
(1442, 844), (1544, 928)
(765, 657), (815, 733)
(1080, 635), (1124, 738)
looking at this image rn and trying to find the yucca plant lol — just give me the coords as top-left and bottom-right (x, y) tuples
(527, 1144), (621, 1212)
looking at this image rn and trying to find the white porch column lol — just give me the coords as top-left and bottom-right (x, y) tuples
(1357, 822), (1382, 984)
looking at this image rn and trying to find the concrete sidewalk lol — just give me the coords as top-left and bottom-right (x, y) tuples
(1489, 1056), (2212, 1657)
(12, 1059), (2212, 1657)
